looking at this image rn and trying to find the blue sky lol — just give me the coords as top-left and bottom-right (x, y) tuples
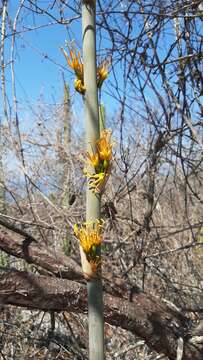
(1, 0), (119, 130)
(2, 1), (165, 119)
(3, 0), (201, 134)
(1, 0), (125, 195)
(2, 1), (202, 194)
(4, 1), (81, 109)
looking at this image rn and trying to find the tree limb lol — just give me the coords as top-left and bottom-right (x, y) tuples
(0, 228), (202, 359)
(0, 267), (202, 360)
(0, 228), (83, 281)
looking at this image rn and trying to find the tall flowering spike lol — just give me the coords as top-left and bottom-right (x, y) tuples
(74, 220), (104, 272)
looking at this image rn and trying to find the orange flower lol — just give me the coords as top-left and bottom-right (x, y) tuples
(86, 151), (100, 168)
(61, 45), (109, 93)
(97, 60), (109, 88)
(61, 47), (84, 81)
(96, 129), (112, 161)
(61, 46), (86, 94)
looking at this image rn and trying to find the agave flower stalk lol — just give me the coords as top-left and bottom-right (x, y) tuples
(82, 0), (104, 358)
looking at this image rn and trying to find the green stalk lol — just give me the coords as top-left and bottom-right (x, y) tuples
(82, 1), (104, 359)
(99, 103), (106, 133)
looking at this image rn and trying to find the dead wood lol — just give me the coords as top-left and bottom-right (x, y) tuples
(0, 229), (202, 359)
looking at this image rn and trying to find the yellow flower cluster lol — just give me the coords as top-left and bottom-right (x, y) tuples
(61, 47), (85, 95)
(61, 46), (109, 94)
(84, 129), (113, 193)
(73, 220), (104, 272)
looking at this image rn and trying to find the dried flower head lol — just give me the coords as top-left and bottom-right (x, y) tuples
(89, 259), (101, 273)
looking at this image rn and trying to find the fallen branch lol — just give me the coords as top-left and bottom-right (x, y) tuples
(0, 228), (82, 281)
(0, 267), (202, 360)
(0, 228), (202, 359)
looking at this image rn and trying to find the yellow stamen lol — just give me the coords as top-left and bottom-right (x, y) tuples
(73, 220), (104, 256)
(84, 170), (109, 193)
(82, 129), (113, 193)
